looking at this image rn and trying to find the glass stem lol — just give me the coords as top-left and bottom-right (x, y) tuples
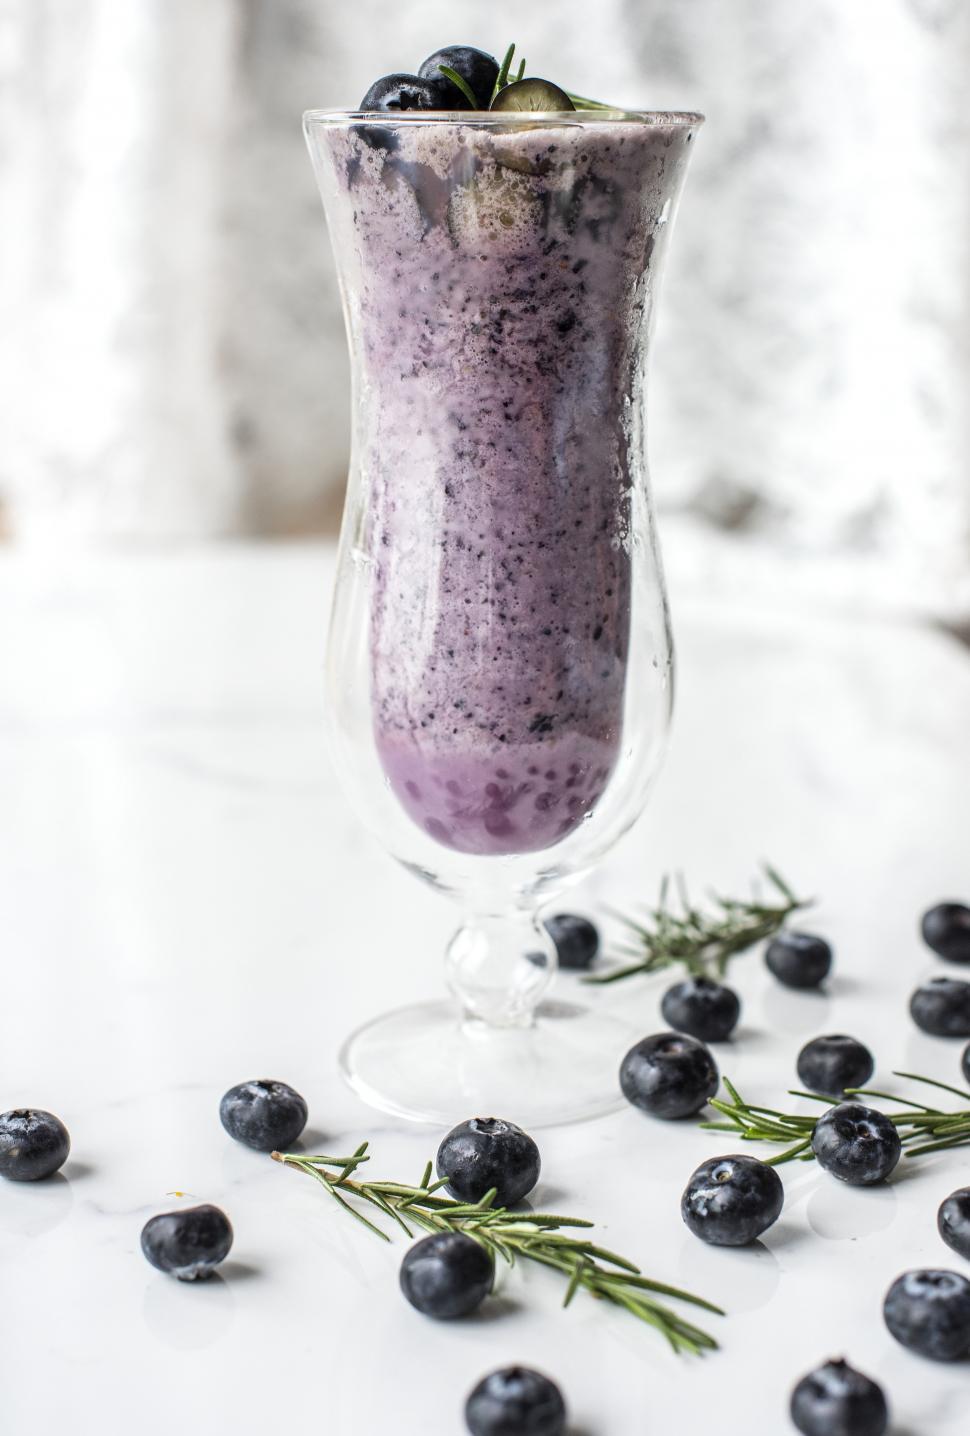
(445, 910), (557, 1028)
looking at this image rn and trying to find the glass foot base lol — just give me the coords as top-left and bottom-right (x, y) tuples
(338, 999), (638, 1129)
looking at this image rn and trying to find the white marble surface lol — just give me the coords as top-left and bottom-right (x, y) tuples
(2, 543), (970, 1434)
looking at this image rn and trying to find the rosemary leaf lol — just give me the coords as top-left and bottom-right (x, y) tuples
(274, 1146), (721, 1355)
(586, 864), (809, 985)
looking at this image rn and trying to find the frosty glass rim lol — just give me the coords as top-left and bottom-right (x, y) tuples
(304, 107), (705, 130)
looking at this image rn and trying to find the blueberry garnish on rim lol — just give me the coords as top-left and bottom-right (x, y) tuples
(418, 46), (499, 110)
(490, 78), (575, 113)
(359, 73), (452, 113)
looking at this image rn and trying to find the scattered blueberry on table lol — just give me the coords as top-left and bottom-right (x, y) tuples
(465, 1366), (567, 1436)
(938, 1188), (970, 1261)
(543, 913), (600, 971)
(661, 975), (741, 1043)
(789, 1357), (889, 1436)
(811, 1102), (901, 1185)
(436, 1117), (540, 1208)
(399, 1231), (494, 1319)
(681, 1154), (784, 1247)
(962, 1041), (970, 1087)
(921, 902), (970, 964)
(140, 1204), (233, 1281)
(219, 1079), (308, 1152)
(619, 1031), (719, 1120)
(910, 977), (970, 1037)
(0, 1108), (70, 1182)
(883, 1268), (970, 1360)
(796, 1035), (874, 1098)
(765, 931), (833, 989)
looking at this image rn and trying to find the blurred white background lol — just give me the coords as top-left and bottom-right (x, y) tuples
(2, 0), (969, 621)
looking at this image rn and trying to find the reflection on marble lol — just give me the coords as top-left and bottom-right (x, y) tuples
(807, 1181), (899, 1243)
(1, 546), (970, 1434)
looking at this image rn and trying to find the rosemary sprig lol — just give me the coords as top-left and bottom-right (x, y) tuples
(487, 44), (611, 110)
(490, 43), (517, 103)
(273, 1142), (722, 1355)
(438, 65), (478, 109)
(701, 1073), (970, 1164)
(565, 91), (615, 110)
(586, 864), (809, 985)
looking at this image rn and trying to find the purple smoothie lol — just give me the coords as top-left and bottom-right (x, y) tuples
(321, 116), (694, 856)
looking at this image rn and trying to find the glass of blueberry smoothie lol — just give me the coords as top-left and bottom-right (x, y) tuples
(305, 46), (702, 1125)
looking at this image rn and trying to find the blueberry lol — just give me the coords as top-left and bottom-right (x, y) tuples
(681, 1154), (783, 1246)
(0, 1109), (70, 1182)
(490, 79), (575, 113)
(962, 1041), (970, 1087)
(619, 1031), (719, 1120)
(910, 977), (970, 1036)
(790, 1358), (889, 1436)
(418, 46), (499, 110)
(661, 976), (741, 1042)
(437, 1117), (540, 1208)
(765, 931), (832, 989)
(543, 913), (599, 970)
(359, 73), (452, 113)
(399, 1231), (493, 1319)
(796, 1035), (874, 1098)
(883, 1268), (970, 1360)
(465, 1366), (566, 1436)
(219, 1079), (308, 1152)
(922, 902), (970, 963)
(811, 1102), (901, 1185)
(140, 1204), (233, 1281)
(938, 1188), (970, 1261)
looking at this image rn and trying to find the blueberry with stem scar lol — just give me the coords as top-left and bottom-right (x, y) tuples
(789, 1358), (889, 1436)
(811, 1103), (901, 1185)
(796, 1035), (874, 1098)
(220, 1079), (308, 1152)
(436, 1117), (540, 1208)
(910, 977), (970, 1037)
(681, 1154), (783, 1246)
(465, 1366), (567, 1436)
(620, 1032), (719, 1119)
(883, 1268), (970, 1360)
(661, 976), (740, 1043)
(0, 1109), (70, 1182)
